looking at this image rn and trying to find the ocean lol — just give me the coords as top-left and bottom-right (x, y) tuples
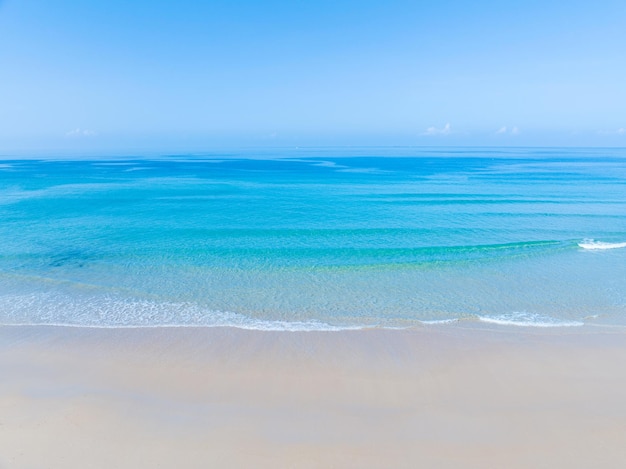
(1, 147), (625, 329)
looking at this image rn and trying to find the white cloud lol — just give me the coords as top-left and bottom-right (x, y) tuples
(423, 123), (451, 136)
(66, 128), (97, 137)
(495, 126), (519, 135)
(598, 128), (626, 136)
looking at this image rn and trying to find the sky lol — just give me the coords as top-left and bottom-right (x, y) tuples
(1, 0), (625, 153)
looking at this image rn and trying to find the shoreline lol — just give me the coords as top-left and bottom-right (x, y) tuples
(2, 324), (626, 468)
(0, 314), (621, 331)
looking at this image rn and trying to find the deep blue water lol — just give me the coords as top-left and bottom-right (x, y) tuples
(1, 148), (625, 329)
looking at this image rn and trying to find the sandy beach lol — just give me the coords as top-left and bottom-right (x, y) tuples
(1, 324), (625, 468)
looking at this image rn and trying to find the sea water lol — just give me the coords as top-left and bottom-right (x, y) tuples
(1, 147), (625, 329)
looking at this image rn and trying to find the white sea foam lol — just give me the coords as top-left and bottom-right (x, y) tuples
(0, 321), (366, 332)
(0, 292), (365, 332)
(421, 319), (459, 325)
(477, 312), (584, 328)
(0, 290), (592, 331)
(578, 239), (626, 250)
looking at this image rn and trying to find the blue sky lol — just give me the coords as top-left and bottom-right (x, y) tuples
(1, 0), (625, 153)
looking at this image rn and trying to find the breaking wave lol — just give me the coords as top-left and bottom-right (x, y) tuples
(578, 239), (626, 250)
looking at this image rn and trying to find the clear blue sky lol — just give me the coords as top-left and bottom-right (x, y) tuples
(1, 0), (625, 153)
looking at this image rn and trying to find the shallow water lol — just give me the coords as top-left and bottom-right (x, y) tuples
(1, 147), (625, 329)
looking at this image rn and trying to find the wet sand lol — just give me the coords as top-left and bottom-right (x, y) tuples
(1, 324), (625, 468)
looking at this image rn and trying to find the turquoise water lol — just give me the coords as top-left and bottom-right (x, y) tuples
(1, 148), (625, 329)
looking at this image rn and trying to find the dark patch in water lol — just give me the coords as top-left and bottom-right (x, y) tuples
(48, 251), (91, 268)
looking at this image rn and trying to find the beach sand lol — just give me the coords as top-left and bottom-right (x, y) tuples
(1, 324), (625, 468)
